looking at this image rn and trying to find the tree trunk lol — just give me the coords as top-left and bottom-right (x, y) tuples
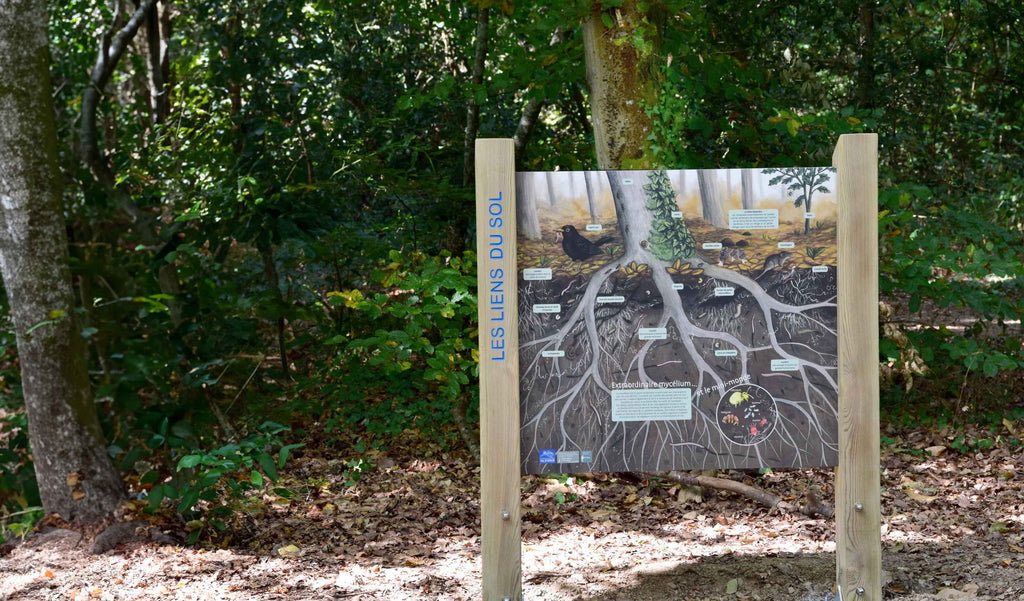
(515, 173), (541, 241)
(606, 171), (653, 255)
(697, 170), (726, 227)
(0, 0), (125, 523)
(545, 172), (559, 207)
(581, 0), (662, 170)
(741, 169), (755, 210)
(257, 239), (291, 381)
(462, 5), (490, 185)
(583, 171), (599, 223)
(145, 0), (171, 126)
(855, 1), (876, 110)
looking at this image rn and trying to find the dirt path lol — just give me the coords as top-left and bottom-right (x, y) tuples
(2, 427), (1023, 601)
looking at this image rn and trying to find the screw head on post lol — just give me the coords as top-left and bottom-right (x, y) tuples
(501, 510), (510, 520)
(856, 586), (866, 596)
(854, 502), (864, 511)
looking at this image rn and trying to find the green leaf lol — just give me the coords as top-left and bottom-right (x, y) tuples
(258, 453), (279, 482)
(279, 443), (306, 468)
(601, 13), (614, 29)
(178, 487), (201, 514)
(251, 469), (264, 487)
(177, 455), (203, 470)
(725, 578), (739, 594)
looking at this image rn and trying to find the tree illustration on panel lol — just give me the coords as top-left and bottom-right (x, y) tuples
(518, 169), (839, 474)
(763, 167), (833, 234)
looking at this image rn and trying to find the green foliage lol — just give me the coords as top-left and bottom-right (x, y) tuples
(644, 170), (696, 260)
(5, 0), (1017, 527)
(338, 458), (372, 488)
(145, 421), (302, 544)
(878, 183), (1023, 384)
(320, 251), (479, 442)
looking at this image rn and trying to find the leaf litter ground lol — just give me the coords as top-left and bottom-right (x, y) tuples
(3, 420), (1024, 601)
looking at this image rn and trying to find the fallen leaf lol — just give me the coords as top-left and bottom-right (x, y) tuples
(925, 445), (946, 456)
(43, 570), (54, 578)
(66, 472), (80, 487)
(1003, 418), (1017, 436)
(276, 544), (301, 558)
(989, 521), (1010, 534)
(725, 578), (739, 594)
(901, 481), (938, 503)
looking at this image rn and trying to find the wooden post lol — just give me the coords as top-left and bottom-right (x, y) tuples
(475, 138), (522, 601)
(833, 134), (881, 600)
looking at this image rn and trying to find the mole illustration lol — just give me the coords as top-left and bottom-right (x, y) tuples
(754, 251), (793, 280)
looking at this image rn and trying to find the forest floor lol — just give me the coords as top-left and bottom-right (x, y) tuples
(2, 415), (1024, 601)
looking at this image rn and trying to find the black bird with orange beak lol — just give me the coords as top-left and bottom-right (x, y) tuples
(555, 225), (614, 261)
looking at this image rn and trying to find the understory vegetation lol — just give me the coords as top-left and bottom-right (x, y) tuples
(1, 0), (1022, 545)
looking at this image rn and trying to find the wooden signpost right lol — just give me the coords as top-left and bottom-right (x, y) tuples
(834, 133), (881, 600)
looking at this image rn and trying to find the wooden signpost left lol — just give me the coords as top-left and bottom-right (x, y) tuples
(475, 138), (522, 601)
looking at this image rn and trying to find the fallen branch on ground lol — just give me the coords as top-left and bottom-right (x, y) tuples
(641, 471), (834, 519)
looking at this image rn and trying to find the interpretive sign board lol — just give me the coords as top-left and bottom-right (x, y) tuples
(476, 135), (880, 601)
(516, 167), (839, 474)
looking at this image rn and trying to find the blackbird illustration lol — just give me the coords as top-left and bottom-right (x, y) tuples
(555, 225), (614, 261)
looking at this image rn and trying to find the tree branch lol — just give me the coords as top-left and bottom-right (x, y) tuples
(78, 0), (183, 325)
(79, 0), (158, 240)
(643, 471), (834, 519)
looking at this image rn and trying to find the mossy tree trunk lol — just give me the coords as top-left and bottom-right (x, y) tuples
(581, 0), (664, 171)
(0, 0), (125, 523)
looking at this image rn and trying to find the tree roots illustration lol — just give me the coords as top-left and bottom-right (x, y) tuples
(519, 170), (839, 474)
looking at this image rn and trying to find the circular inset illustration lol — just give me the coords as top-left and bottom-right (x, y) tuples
(716, 384), (778, 446)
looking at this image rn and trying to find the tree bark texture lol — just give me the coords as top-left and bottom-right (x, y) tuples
(855, 1), (876, 110)
(515, 173), (541, 241)
(697, 170), (726, 227)
(462, 5), (490, 185)
(741, 168), (755, 210)
(145, 0), (171, 126)
(0, 0), (125, 523)
(581, 0), (661, 170)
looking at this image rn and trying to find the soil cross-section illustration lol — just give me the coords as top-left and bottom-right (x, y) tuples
(516, 168), (839, 474)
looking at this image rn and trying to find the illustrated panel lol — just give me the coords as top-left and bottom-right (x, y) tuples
(517, 168), (839, 474)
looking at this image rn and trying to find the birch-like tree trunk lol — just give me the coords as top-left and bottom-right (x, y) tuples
(545, 172), (559, 206)
(583, 171), (600, 223)
(741, 168), (755, 209)
(0, 0), (125, 522)
(697, 170), (726, 226)
(515, 173), (541, 241)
